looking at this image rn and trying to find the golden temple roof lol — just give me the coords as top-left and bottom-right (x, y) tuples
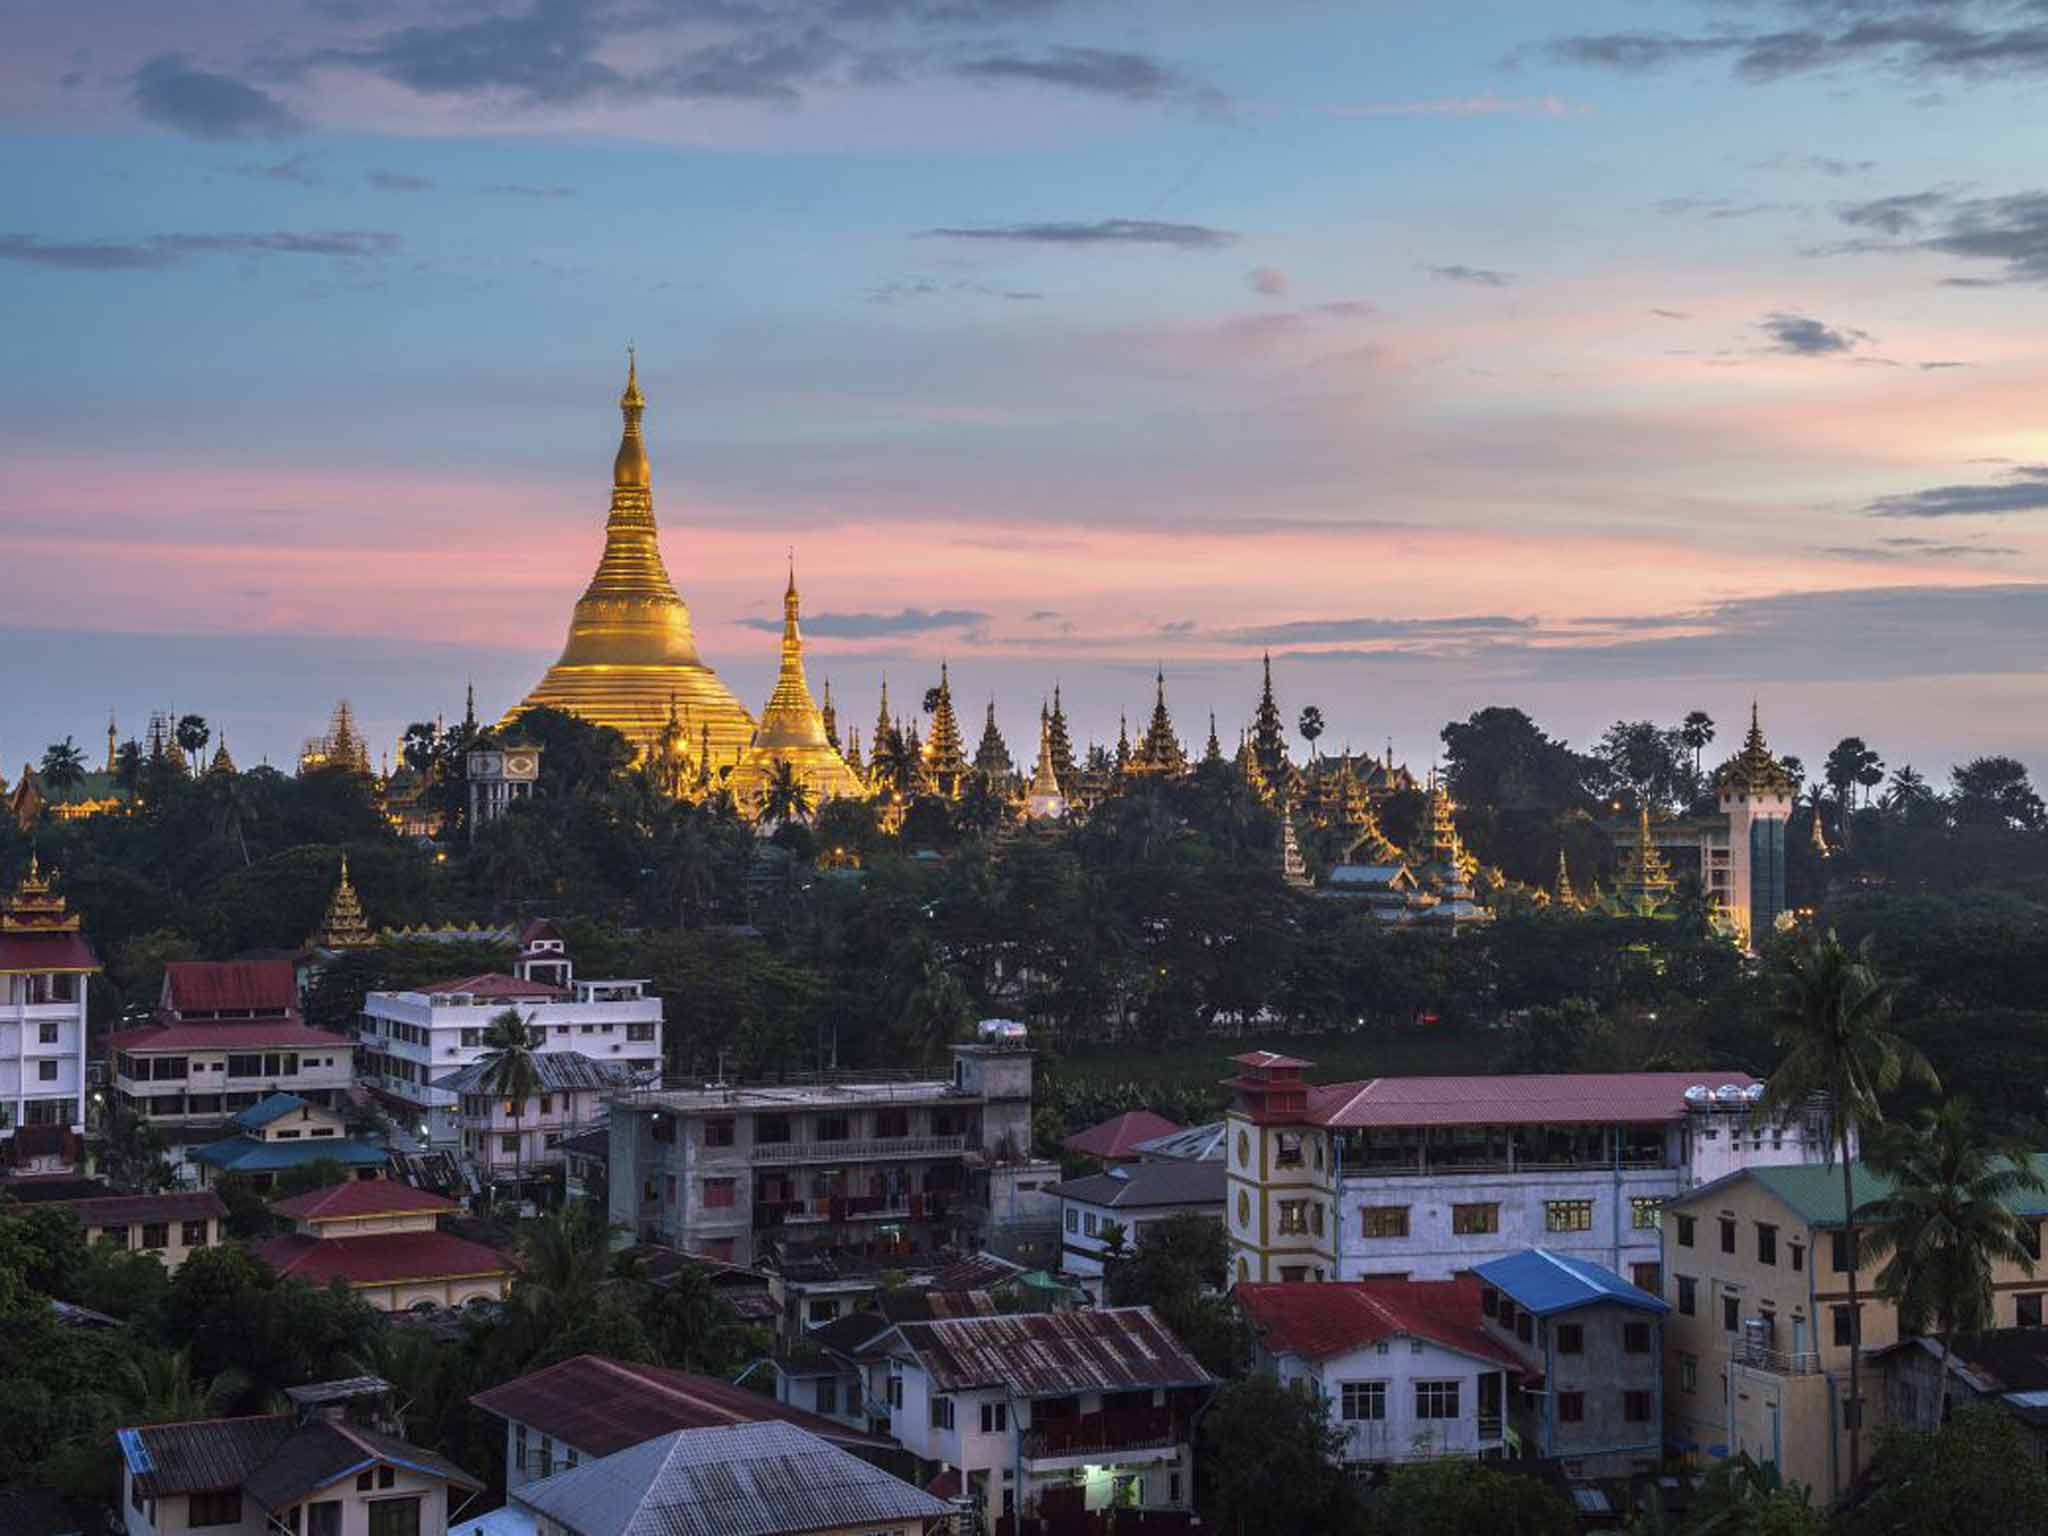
(727, 566), (864, 812)
(509, 355), (756, 765)
(308, 854), (375, 951)
(922, 662), (970, 795)
(1715, 702), (1797, 798)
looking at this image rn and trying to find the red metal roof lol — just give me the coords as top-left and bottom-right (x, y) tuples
(890, 1305), (1212, 1396)
(1236, 1277), (1522, 1369)
(468, 1355), (893, 1455)
(104, 1022), (352, 1054)
(163, 960), (299, 1019)
(1306, 1070), (1759, 1129)
(1230, 1050), (1312, 1070)
(271, 1179), (455, 1222)
(254, 1230), (513, 1287)
(0, 931), (101, 975)
(1063, 1110), (1184, 1161)
(415, 973), (567, 999)
(57, 1190), (226, 1227)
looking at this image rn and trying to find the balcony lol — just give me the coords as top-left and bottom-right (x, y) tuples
(1023, 1411), (1189, 1463)
(752, 1194), (951, 1230)
(751, 1134), (966, 1165)
(1730, 1341), (1823, 1375)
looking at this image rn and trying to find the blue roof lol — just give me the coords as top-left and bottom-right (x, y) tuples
(1472, 1248), (1671, 1317)
(233, 1092), (310, 1129)
(191, 1135), (389, 1172)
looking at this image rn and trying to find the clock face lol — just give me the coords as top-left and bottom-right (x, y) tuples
(506, 753), (538, 778)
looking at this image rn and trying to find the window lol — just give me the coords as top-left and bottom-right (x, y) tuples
(2019, 1293), (2044, 1328)
(817, 1379), (839, 1416)
(1557, 1391), (1585, 1424)
(500, 1135), (519, 1154)
(1497, 1298), (1515, 1329)
(1453, 1203), (1500, 1235)
(514, 1425), (527, 1471)
(1832, 1231), (1858, 1273)
(535, 1439), (552, 1479)
(1791, 1243), (1805, 1273)
(1833, 1306), (1860, 1347)
(1083, 1212), (1099, 1236)
(1677, 1276), (1697, 1316)
(887, 1375), (903, 1409)
(1756, 1223), (1778, 1266)
(1624, 1390), (1653, 1423)
(1632, 1262), (1662, 1295)
(1676, 1214), (1696, 1248)
(816, 1115), (850, 1142)
(39, 1020), (58, 1043)
(1414, 1381), (1460, 1420)
(1065, 1208), (1078, 1233)
(704, 1118), (735, 1148)
(1359, 1206), (1409, 1239)
(756, 1114), (790, 1144)
(141, 1223), (168, 1250)
(306, 1501), (342, 1536)
(1556, 1323), (1584, 1355)
(378, 1467), (395, 1490)
(1280, 1265), (1308, 1282)
(367, 1498), (421, 1536)
(1311, 1202), (1325, 1237)
(1630, 1197), (1661, 1230)
(1624, 1322), (1652, 1354)
(980, 1401), (1008, 1433)
(228, 1053), (262, 1079)
(703, 1178), (736, 1209)
(1680, 1353), (1699, 1393)
(188, 1492), (242, 1527)
(807, 1299), (840, 1325)
(876, 1109), (910, 1139)
(1720, 1217), (1737, 1254)
(628, 1022), (655, 1042)
(1275, 1132), (1305, 1168)
(1724, 1296), (1741, 1333)
(38, 1059), (58, 1082)
(1339, 1381), (1387, 1422)
(930, 1395), (956, 1430)
(1277, 1201), (1309, 1236)
(1545, 1200), (1593, 1233)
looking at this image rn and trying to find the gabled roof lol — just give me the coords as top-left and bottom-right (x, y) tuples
(117, 1414), (478, 1507)
(0, 931), (101, 976)
(1673, 1156), (2048, 1226)
(435, 1050), (642, 1096)
(414, 973), (568, 1000)
(241, 1419), (480, 1511)
(888, 1305), (1212, 1396)
(192, 1136), (390, 1173)
(806, 1309), (896, 1358)
(1048, 1162), (1226, 1210)
(1305, 1070), (1759, 1130)
(255, 1230), (512, 1287)
(1063, 1110), (1184, 1160)
(234, 1092), (312, 1128)
(924, 1250), (1025, 1291)
(512, 1421), (952, 1536)
(1236, 1277), (1522, 1370)
(469, 1355), (892, 1457)
(271, 1179), (454, 1222)
(55, 1190), (226, 1228)
(105, 1021), (353, 1054)
(1474, 1249), (1671, 1317)
(163, 959), (298, 1018)
(1132, 1120), (1227, 1164)
(877, 1288), (1001, 1325)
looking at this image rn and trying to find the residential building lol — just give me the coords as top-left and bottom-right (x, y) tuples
(1876, 1329), (2048, 1455)
(1236, 1278), (1522, 1468)
(359, 926), (662, 1147)
(754, 1289), (1007, 1438)
(605, 1043), (1055, 1275)
(509, 1421), (954, 1536)
(1, 856), (98, 1174)
(1474, 1248), (1670, 1477)
(116, 1380), (482, 1536)
(190, 1092), (390, 1190)
(1050, 1162), (1225, 1298)
(1222, 1053), (1836, 1287)
(252, 1177), (514, 1311)
(54, 1190), (226, 1274)
(1062, 1110), (1182, 1167)
(469, 1354), (895, 1492)
(1660, 1158), (2048, 1502)
(438, 1051), (645, 1185)
(875, 1305), (1212, 1524)
(105, 959), (354, 1181)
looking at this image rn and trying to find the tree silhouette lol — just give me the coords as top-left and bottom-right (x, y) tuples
(175, 714), (211, 768)
(478, 1007), (541, 1197)
(1680, 710), (1716, 780)
(761, 759), (813, 825)
(1297, 706), (1325, 758)
(39, 737), (87, 799)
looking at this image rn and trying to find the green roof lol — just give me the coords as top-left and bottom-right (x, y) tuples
(1707, 1155), (2048, 1227)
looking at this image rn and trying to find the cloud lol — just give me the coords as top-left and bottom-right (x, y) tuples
(735, 606), (991, 638)
(1333, 92), (1588, 119)
(1753, 152), (1876, 178)
(1835, 189), (1954, 237)
(233, 154), (321, 186)
(1226, 615), (1536, 645)
(1809, 538), (2021, 561)
(1758, 311), (1865, 355)
(1919, 359), (1970, 369)
(1425, 263), (1513, 287)
(1866, 464), (2048, 518)
(957, 47), (1185, 101)
(309, 1), (621, 104)
(866, 276), (1040, 303)
(1841, 188), (2048, 284)
(1248, 266), (1290, 297)
(1316, 299), (1375, 318)
(482, 183), (577, 198)
(923, 219), (1237, 250)
(368, 170), (435, 192)
(1654, 197), (1796, 220)
(1026, 610), (1062, 622)
(0, 231), (398, 272)
(1649, 307), (1690, 319)
(132, 53), (302, 140)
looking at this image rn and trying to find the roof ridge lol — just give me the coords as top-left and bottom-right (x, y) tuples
(586, 1356), (745, 1425)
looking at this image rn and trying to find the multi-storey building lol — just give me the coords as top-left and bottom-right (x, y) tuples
(1660, 1159), (2048, 1504)
(606, 1043), (1055, 1275)
(252, 1177), (514, 1312)
(0, 856), (96, 1174)
(359, 926), (661, 1146)
(1223, 1053), (1836, 1288)
(1474, 1248), (1670, 1478)
(105, 960), (354, 1181)
(52, 1190), (227, 1274)
(1051, 1162), (1225, 1299)
(1237, 1277), (1522, 1469)
(438, 1050), (645, 1185)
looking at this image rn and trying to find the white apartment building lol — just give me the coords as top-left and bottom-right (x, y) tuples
(1050, 1162), (1225, 1298)
(360, 925), (661, 1147)
(438, 1050), (647, 1183)
(0, 857), (95, 1173)
(1225, 1053), (1835, 1289)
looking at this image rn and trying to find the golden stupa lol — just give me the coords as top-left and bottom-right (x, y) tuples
(726, 567), (865, 812)
(507, 354), (756, 766)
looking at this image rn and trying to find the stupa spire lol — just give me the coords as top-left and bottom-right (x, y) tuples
(727, 563), (862, 813)
(308, 853), (374, 951)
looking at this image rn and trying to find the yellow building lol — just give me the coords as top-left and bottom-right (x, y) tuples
(252, 1176), (514, 1312)
(509, 354), (757, 768)
(726, 570), (864, 815)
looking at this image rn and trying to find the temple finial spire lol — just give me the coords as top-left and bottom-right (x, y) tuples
(614, 348), (649, 488)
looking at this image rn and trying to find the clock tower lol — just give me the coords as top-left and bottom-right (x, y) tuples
(467, 744), (541, 841)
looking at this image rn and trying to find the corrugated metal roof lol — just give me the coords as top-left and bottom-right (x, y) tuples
(255, 1230), (512, 1287)
(415, 973), (568, 1000)
(434, 1051), (642, 1096)
(58, 1190), (226, 1228)
(234, 1093), (309, 1128)
(513, 1421), (951, 1536)
(164, 960), (298, 1018)
(192, 1136), (390, 1173)
(118, 1416), (293, 1496)
(1236, 1277), (1523, 1369)
(243, 1421), (480, 1511)
(1063, 1111), (1184, 1160)
(1473, 1249), (1671, 1317)
(271, 1178), (455, 1221)
(925, 1250), (1025, 1291)
(890, 1305), (1213, 1396)
(1309, 1070), (1759, 1129)
(876, 1289), (1001, 1325)
(105, 1021), (353, 1053)
(1681, 1157), (2048, 1227)
(1048, 1162), (1225, 1210)
(1131, 1121), (1226, 1164)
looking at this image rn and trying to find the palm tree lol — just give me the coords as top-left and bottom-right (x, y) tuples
(1856, 1098), (2044, 1428)
(39, 737), (87, 799)
(477, 1007), (541, 1200)
(1680, 710), (1716, 781)
(1297, 706), (1325, 761)
(174, 714), (211, 772)
(761, 758), (813, 825)
(123, 1345), (250, 1423)
(1755, 929), (1936, 1490)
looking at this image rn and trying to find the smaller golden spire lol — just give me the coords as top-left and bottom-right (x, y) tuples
(614, 347), (649, 490)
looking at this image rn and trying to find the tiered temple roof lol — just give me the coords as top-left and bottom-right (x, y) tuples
(1127, 671), (1187, 778)
(1715, 703), (1798, 799)
(727, 569), (865, 814)
(306, 855), (375, 951)
(921, 663), (970, 796)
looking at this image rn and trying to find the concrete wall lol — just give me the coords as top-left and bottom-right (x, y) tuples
(1261, 1337), (1510, 1466)
(85, 1213), (220, 1274)
(1486, 1301), (1662, 1476)
(124, 1464), (452, 1536)
(1225, 1113), (1333, 1284)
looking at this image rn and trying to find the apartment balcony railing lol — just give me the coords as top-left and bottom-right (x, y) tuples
(750, 1134), (966, 1165)
(1023, 1414), (1188, 1461)
(1730, 1342), (1823, 1375)
(752, 1194), (951, 1230)
(1341, 1156), (1675, 1178)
